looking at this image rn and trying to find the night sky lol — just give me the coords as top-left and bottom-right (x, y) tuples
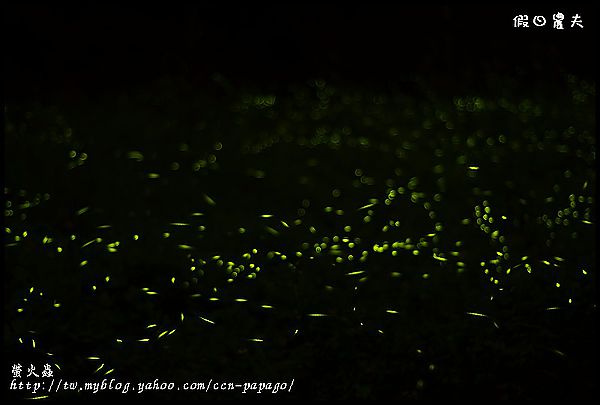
(3, 3), (597, 401)
(5, 4), (596, 95)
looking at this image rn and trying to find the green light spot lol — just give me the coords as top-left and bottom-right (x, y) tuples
(466, 312), (489, 320)
(203, 194), (216, 206)
(127, 151), (144, 161)
(432, 253), (447, 262)
(76, 206), (90, 216)
(265, 226), (279, 235)
(358, 203), (376, 211)
(199, 316), (215, 324)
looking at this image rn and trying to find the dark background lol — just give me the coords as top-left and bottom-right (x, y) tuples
(4, 3), (596, 99)
(3, 2), (597, 401)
